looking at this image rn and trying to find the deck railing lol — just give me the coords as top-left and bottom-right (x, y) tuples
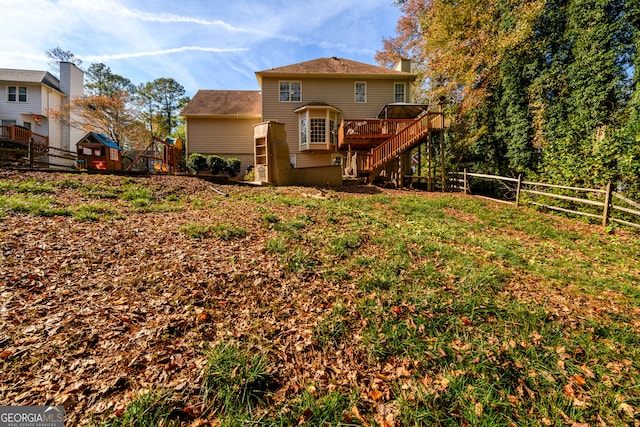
(340, 119), (417, 139)
(0, 125), (49, 148)
(368, 112), (444, 172)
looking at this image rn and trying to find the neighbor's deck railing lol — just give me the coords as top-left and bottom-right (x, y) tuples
(0, 125), (48, 147)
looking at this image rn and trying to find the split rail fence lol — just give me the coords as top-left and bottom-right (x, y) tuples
(450, 170), (640, 230)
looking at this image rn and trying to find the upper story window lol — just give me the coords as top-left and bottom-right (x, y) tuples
(355, 82), (367, 103)
(280, 81), (301, 102)
(8, 86), (27, 102)
(394, 83), (406, 103)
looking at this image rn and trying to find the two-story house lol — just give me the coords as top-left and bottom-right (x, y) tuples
(182, 57), (444, 184)
(0, 62), (84, 167)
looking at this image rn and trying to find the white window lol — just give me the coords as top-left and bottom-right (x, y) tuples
(355, 82), (367, 103)
(8, 86), (27, 102)
(300, 117), (308, 146)
(310, 119), (326, 143)
(280, 81), (301, 102)
(296, 106), (340, 149)
(394, 83), (406, 103)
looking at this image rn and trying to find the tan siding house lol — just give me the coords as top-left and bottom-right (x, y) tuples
(181, 57), (417, 175)
(181, 90), (261, 171)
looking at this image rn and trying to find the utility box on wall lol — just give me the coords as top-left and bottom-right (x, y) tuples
(253, 121), (290, 185)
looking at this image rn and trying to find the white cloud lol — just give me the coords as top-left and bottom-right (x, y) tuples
(0, 0), (401, 94)
(80, 46), (249, 62)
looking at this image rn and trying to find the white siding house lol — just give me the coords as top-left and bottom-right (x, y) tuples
(0, 62), (84, 166)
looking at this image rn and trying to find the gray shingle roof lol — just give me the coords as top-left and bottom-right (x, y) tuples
(0, 68), (61, 92)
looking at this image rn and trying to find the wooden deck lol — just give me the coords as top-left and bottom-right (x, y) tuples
(0, 125), (49, 150)
(338, 119), (415, 150)
(338, 112), (445, 176)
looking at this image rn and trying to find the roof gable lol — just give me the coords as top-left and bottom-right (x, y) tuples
(181, 90), (262, 117)
(255, 57), (413, 86)
(0, 68), (61, 92)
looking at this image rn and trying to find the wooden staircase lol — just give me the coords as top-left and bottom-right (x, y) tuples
(363, 112), (444, 178)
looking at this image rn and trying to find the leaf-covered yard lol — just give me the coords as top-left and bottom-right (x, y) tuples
(0, 171), (639, 426)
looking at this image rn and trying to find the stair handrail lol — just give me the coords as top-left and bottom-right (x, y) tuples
(370, 112), (437, 171)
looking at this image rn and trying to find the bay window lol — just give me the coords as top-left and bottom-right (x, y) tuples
(295, 104), (341, 152)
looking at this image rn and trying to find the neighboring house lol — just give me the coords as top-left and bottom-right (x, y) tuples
(76, 132), (122, 171)
(0, 62), (84, 167)
(182, 57), (444, 183)
(181, 90), (261, 170)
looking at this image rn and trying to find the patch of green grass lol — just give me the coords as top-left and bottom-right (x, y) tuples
(314, 302), (350, 347)
(201, 343), (274, 417)
(100, 390), (179, 427)
(72, 203), (119, 222)
(121, 185), (154, 205)
(329, 232), (363, 259)
(82, 184), (120, 199)
(282, 247), (317, 274)
(180, 222), (247, 240)
(212, 223), (248, 240)
(268, 390), (358, 426)
(265, 237), (287, 254)
(0, 179), (56, 194)
(0, 194), (71, 217)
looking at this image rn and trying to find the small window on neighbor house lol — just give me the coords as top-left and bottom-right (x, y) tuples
(2, 120), (16, 127)
(23, 122), (31, 130)
(280, 81), (301, 102)
(355, 82), (367, 103)
(8, 86), (27, 102)
(394, 83), (406, 103)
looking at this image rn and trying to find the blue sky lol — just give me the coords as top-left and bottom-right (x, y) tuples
(1, 0), (402, 97)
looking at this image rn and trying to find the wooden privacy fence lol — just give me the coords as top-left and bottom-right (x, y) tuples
(450, 170), (640, 229)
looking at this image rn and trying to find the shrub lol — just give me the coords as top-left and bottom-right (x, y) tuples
(225, 158), (242, 177)
(207, 155), (226, 175)
(187, 153), (208, 174)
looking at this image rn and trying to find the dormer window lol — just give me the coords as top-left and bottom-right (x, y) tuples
(279, 81), (301, 102)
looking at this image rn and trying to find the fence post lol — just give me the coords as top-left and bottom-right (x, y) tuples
(463, 168), (468, 195)
(440, 132), (446, 192)
(515, 174), (522, 207)
(28, 140), (34, 167)
(602, 182), (612, 227)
